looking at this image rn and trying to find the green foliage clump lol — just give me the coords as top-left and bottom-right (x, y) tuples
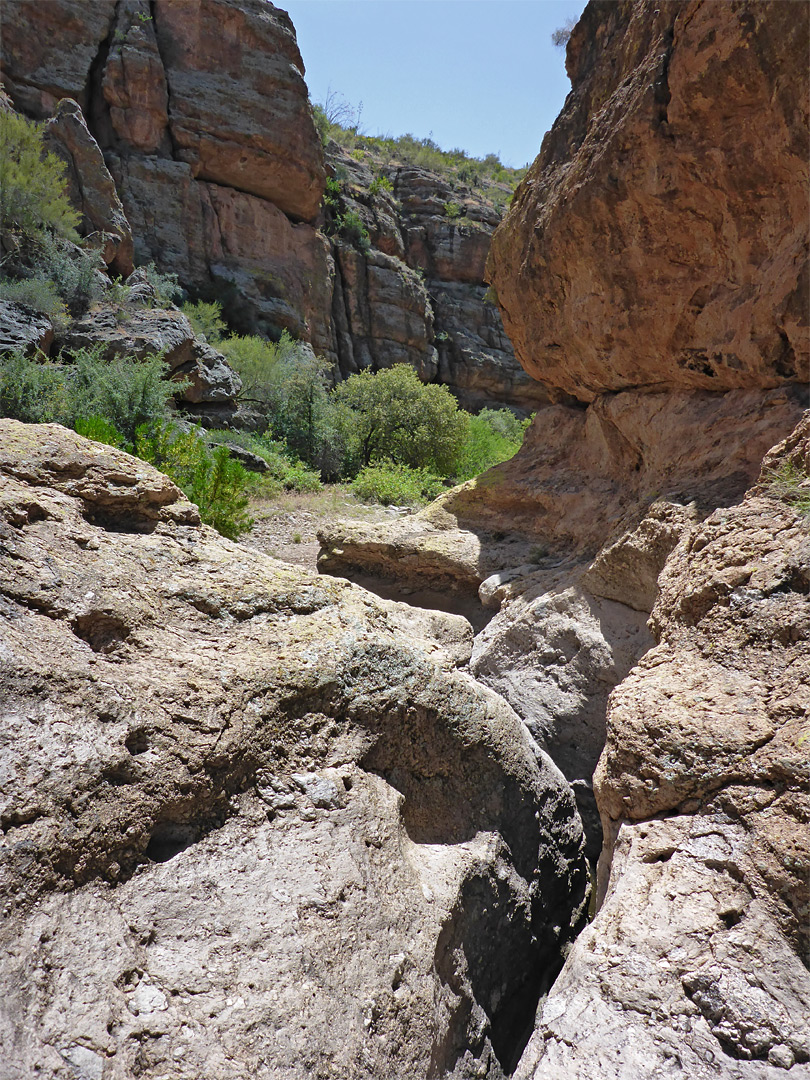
(764, 460), (810, 518)
(444, 201), (463, 220)
(330, 209), (371, 252)
(332, 364), (468, 475)
(0, 276), (69, 330)
(181, 299), (227, 343)
(0, 347), (182, 444)
(0, 110), (80, 244)
(368, 176), (393, 196)
(0, 350), (70, 423)
(140, 262), (182, 307)
(350, 461), (444, 506)
(74, 415), (126, 448)
(454, 408), (530, 481)
(205, 428), (323, 494)
(135, 422), (254, 539)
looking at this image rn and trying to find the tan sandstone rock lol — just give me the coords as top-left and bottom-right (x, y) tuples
(488, 1), (809, 401)
(517, 416), (810, 1078)
(0, 420), (589, 1080)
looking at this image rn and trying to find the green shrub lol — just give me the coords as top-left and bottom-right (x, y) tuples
(0, 275), (69, 330)
(181, 299), (227, 342)
(334, 210), (371, 252)
(368, 176), (393, 196)
(73, 415), (126, 448)
(219, 331), (334, 467)
(68, 348), (183, 445)
(0, 350), (70, 423)
(34, 235), (102, 317)
(139, 262), (182, 307)
(135, 421), (254, 539)
(455, 408), (529, 481)
(350, 461), (444, 506)
(206, 428), (323, 493)
(332, 364), (468, 475)
(444, 201), (463, 220)
(0, 110), (80, 243)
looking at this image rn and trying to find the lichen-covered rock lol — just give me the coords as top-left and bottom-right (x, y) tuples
(489, 0), (809, 400)
(516, 415), (810, 1079)
(0, 420), (589, 1080)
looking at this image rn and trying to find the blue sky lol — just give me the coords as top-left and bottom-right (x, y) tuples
(283, 1), (587, 168)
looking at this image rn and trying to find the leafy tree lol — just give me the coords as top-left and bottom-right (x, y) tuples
(181, 299), (227, 343)
(331, 364), (468, 475)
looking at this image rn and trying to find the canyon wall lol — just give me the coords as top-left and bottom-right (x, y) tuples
(0, 0), (535, 412)
(320, 6), (809, 1075)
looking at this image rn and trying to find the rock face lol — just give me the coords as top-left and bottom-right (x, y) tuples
(517, 417), (810, 1079)
(488, 0), (809, 400)
(43, 97), (134, 276)
(326, 146), (547, 410)
(1, 0), (535, 412)
(0, 420), (589, 1079)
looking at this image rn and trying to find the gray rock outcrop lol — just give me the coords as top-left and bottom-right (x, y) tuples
(0, 419), (589, 1079)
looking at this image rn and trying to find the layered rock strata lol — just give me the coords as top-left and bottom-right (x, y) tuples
(0, 420), (589, 1080)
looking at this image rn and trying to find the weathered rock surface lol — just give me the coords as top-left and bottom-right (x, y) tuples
(0, 0), (117, 117)
(489, 0), (809, 400)
(517, 416), (810, 1078)
(0, 420), (589, 1079)
(0, 299), (54, 356)
(44, 97), (134, 277)
(320, 385), (807, 592)
(151, 0), (325, 221)
(59, 301), (242, 409)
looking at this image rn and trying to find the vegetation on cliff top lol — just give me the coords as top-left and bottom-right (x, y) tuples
(312, 95), (526, 208)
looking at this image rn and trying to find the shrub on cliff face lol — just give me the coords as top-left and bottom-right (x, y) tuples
(0, 110), (80, 245)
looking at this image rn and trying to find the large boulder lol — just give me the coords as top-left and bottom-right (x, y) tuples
(516, 415), (810, 1078)
(488, 1), (809, 401)
(0, 420), (589, 1080)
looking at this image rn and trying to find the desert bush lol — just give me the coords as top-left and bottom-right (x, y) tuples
(0, 110), (80, 244)
(74, 415), (126, 448)
(0, 275), (69, 330)
(68, 348), (182, 445)
(368, 176), (393, 196)
(0, 350), (70, 422)
(455, 408), (529, 480)
(332, 364), (468, 475)
(139, 262), (182, 307)
(444, 201), (463, 220)
(206, 428), (323, 493)
(135, 421), (254, 539)
(181, 299), (227, 342)
(763, 460), (810, 517)
(350, 461), (444, 506)
(33, 235), (102, 316)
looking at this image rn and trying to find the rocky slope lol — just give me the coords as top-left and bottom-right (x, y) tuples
(0, 0), (536, 413)
(0, 419), (589, 1079)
